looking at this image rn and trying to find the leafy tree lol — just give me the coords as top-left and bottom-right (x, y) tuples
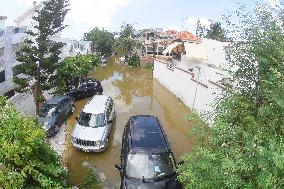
(196, 19), (205, 38)
(84, 27), (114, 56)
(205, 21), (226, 41)
(56, 54), (99, 93)
(0, 97), (68, 188)
(114, 23), (142, 66)
(178, 3), (284, 189)
(14, 0), (69, 114)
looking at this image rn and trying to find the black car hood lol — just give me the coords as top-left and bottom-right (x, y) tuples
(123, 175), (180, 189)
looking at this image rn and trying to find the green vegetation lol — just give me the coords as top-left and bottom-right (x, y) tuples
(78, 169), (100, 189)
(128, 53), (140, 67)
(114, 23), (142, 67)
(14, 0), (69, 114)
(195, 19), (205, 38)
(84, 27), (115, 56)
(0, 97), (68, 188)
(205, 21), (227, 41)
(57, 54), (100, 93)
(178, 3), (284, 188)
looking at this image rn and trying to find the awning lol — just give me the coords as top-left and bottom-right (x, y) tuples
(162, 42), (181, 54)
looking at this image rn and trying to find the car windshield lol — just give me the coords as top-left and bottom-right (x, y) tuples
(78, 112), (106, 127)
(126, 153), (176, 180)
(39, 104), (57, 117)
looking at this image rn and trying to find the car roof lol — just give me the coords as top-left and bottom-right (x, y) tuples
(129, 115), (168, 153)
(46, 95), (68, 104)
(83, 95), (110, 114)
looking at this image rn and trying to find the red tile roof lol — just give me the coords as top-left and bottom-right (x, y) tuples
(176, 31), (201, 41)
(159, 30), (201, 42)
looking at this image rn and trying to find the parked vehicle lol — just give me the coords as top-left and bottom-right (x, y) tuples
(115, 115), (182, 189)
(71, 95), (115, 152)
(65, 78), (103, 100)
(39, 95), (75, 137)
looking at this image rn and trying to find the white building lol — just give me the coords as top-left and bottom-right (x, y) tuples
(0, 2), (92, 97)
(154, 38), (233, 123)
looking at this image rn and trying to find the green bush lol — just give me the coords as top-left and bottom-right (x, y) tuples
(178, 3), (284, 189)
(57, 54), (99, 94)
(128, 53), (140, 67)
(78, 168), (100, 189)
(0, 97), (68, 188)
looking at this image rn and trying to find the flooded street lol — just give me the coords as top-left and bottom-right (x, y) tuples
(64, 57), (196, 188)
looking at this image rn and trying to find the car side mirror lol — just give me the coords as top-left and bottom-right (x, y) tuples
(107, 119), (112, 124)
(115, 164), (122, 172)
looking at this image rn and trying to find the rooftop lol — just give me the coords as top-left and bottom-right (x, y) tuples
(83, 95), (110, 114)
(130, 115), (167, 151)
(158, 30), (201, 42)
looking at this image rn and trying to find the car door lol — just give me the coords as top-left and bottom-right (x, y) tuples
(121, 123), (130, 177)
(107, 98), (114, 120)
(63, 97), (73, 115)
(105, 100), (112, 136)
(86, 83), (95, 95)
(77, 83), (87, 98)
(56, 101), (65, 124)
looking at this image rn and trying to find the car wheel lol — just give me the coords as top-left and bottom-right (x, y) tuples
(54, 124), (60, 134)
(71, 104), (75, 113)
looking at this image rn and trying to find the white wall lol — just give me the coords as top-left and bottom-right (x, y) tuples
(153, 60), (223, 119)
(201, 38), (230, 68)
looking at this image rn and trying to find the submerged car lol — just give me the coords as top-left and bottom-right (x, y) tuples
(39, 95), (75, 137)
(65, 78), (103, 100)
(71, 95), (115, 152)
(115, 115), (182, 189)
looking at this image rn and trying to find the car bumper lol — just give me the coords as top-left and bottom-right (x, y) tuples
(71, 141), (108, 152)
(45, 127), (56, 137)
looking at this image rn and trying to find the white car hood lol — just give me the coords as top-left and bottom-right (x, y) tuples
(72, 123), (105, 141)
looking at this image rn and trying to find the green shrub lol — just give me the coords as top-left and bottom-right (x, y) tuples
(57, 54), (99, 94)
(178, 3), (284, 189)
(128, 53), (140, 67)
(78, 168), (100, 189)
(0, 97), (68, 188)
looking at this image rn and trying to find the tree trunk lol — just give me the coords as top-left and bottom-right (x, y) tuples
(31, 81), (44, 115)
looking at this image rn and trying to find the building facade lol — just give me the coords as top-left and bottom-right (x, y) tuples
(0, 2), (92, 97)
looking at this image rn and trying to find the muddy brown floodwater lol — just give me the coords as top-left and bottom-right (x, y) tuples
(64, 57), (196, 188)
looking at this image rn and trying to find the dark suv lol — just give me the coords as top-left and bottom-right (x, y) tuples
(39, 95), (75, 137)
(115, 115), (182, 189)
(65, 78), (103, 100)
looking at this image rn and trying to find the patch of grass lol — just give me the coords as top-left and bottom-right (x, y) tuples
(78, 168), (101, 189)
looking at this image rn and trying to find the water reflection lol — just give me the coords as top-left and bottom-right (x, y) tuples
(65, 57), (194, 188)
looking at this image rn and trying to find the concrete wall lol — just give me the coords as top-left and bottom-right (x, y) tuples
(153, 59), (223, 116)
(0, 27), (15, 95)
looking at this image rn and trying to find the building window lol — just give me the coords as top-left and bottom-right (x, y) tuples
(0, 70), (5, 83)
(0, 48), (3, 57)
(3, 90), (15, 99)
(0, 29), (4, 37)
(80, 45), (84, 51)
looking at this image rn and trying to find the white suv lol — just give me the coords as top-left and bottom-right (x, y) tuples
(71, 95), (115, 152)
